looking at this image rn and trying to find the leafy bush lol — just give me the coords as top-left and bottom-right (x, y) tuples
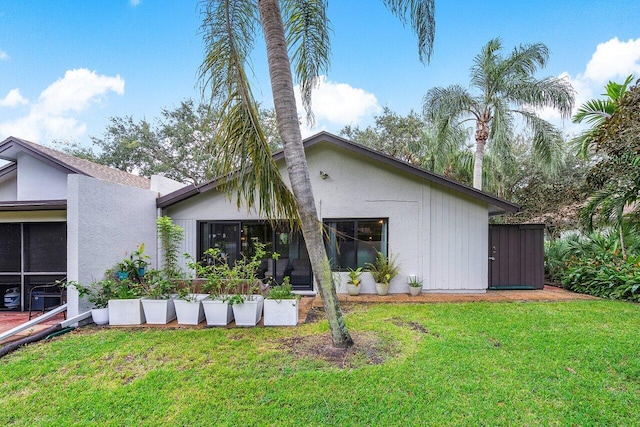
(559, 254), (640, 302)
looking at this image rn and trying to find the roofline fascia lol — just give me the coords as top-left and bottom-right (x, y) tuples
(0, 137), (88, 176)
(0, 199), (68, 211)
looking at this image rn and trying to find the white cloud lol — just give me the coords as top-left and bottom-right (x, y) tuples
(0, 51), (8, 60)
(0, 68), (124, 141)
(0, 89), (28, 107)
(294, 76), (381, 137)
(130, 0), (141, 6)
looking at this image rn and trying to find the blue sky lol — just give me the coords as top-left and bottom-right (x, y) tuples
(1, 0), (639, 146)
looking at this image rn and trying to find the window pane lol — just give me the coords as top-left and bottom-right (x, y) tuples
(24, 223), (66, 272)
(0, 224), (21, 272)
(357, 220), (384, 267)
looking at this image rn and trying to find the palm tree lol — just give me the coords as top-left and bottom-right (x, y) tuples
(423, 38), (574, 190)
(572, 74), (634, 157)
(199, 0), (435, 348)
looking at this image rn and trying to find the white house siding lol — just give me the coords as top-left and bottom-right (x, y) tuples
(164, 142), (491, 294)
(66, 175), (158, 316)
(16, 152), (68, 200)
(0, 170), (18, 200)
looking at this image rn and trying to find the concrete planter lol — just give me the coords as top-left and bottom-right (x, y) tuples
(108, 298), (146, 325)
(232, 295), (264, 326)
(346, 283), (361, 296)
(141, 298), (176, 324)
(409, 286), (422, 296)
(375, 283), (390, 296)
(91, 307), (109, 325)
(263, 298), (298, 326)
(174, 294), (208, 325)
(202, 298), (234, 326)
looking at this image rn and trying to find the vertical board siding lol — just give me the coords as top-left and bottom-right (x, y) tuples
(171, 219), (196, 274)
(428, 186), (488, 291)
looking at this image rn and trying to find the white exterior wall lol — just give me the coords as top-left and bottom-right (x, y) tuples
(67, 175), (158, 315)
(16, 153), (68, 200)
(0, 170), (18, 200)
(164, 143), (490, 294)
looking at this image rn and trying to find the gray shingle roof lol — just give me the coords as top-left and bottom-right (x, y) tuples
(0, 136), (150, 190)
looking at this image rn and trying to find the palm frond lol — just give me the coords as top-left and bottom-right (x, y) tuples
(282, 0), (331, 126)
(572, 99), (614, 125)
(199, 0), (299, 225)
(382, 0), (435, 63)
(515, 109), (564, 174)
(510, 76), (574, 120)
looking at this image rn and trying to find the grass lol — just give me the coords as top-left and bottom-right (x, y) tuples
(1, 300), (639, 426)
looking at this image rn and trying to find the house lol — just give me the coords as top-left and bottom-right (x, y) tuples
(0, 136), (183, 317)
(159, 132), (519, 295)
(0, 132), (520, 317)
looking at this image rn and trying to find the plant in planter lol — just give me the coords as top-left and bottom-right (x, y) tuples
(225, 239), (268, 326)
(117, 244), (150, 282)
(66, 279), (116, 325)
(408, 276), (423, 296)
(139, 270), (177, 324)
(264, 277), (299, 326)
(108, 277), (146, 325)
(346, 267), (363, 296)
(195, 248), (235, 326)
(173, 280), (207, 325)
(366, 251), (400, 296)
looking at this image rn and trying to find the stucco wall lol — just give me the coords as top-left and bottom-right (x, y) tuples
(0, 169), (18, 200)
(16, 153), (68, 200)
(164, 142), (490, 294)
(66, 175), (158, 315)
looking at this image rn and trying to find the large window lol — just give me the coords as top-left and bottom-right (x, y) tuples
(197, 221), (313, 291)
(324, 218), (388, 270)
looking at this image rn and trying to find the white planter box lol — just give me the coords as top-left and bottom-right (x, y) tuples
(174, 294), (208, 325)
(141, 298), (176, 324)
(108, 299), (146, 325)
(202, 298), (234, 326)
(232, 295), (264, 326)
(263, 298), (298, 326)
(91, 307), (109, 325)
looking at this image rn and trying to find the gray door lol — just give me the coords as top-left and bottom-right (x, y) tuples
(489, 224), (545, 290)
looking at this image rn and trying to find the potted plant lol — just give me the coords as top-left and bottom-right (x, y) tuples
(131, 243), (150, 277)
(67, 279), (116, 325)
(173, 281), (208, 325)
(346, 267), (363, 296)
(227, 239), (267, 326)
(366, 251), (400, 296)
(198, 248), (235, 326)
(139, 270), (177, 324)
(108, 277), (146, 325)
(408, 275), (423, 296)
(264, 277), (299, 326)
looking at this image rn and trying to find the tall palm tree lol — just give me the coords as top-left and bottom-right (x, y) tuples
(572, 74), (634, 157)
(423, 38), (574, 190)
(199, 0), (435, 348)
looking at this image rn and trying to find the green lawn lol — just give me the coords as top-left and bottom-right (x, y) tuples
(1, 300), (639, 426)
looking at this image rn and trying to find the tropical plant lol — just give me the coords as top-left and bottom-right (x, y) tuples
(157, 216), (185, 279)
(423, 38), (574, 190)
(112, 278), (141, 300)
(408, 276), (423, 287)
(572, 74), (634, 157)
(579, 81), (640, 257)
(268, 277), (298, 301)
(199, 0), (435, 348)
(346, 267), (363, 286)
(366, 252), (400, 285)
(137, 269), (175, 300)
(67, 279), (117, 309)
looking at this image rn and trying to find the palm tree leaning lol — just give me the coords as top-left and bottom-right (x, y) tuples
(199, 0), (435, 348)
(423, 38), (575, 190)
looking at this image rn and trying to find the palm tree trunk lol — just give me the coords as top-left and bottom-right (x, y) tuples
(258, 0), (353, 348)
(473, 119), (489, 190)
